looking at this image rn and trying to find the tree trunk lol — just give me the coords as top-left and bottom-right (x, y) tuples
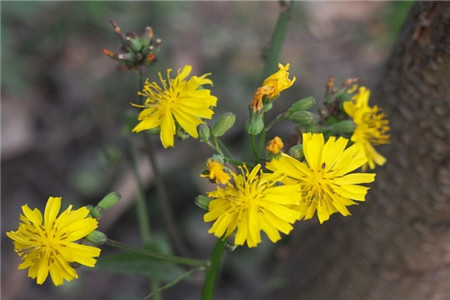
(271, 2), (450, 299)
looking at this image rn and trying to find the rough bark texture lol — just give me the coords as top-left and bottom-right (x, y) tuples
(271, 2), (450, 299)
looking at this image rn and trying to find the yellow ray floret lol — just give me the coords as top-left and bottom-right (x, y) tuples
(266, 133), (376, 224)
(343, 86), (390, 170)
(6, 197), (101, 286)
(132, 65), (218, 148)
(203, 164), (302, 248)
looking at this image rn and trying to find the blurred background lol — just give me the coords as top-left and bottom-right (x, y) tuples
(1, 2), (413, 299)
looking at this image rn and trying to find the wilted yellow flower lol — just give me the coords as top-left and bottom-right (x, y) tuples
(266, 136), (284, 154)
(343, 86), (390, 170)
(6, 197), (101, 286)
(201, 159), (231, 185)
(262, 63), (296, 98)
(250, 63), (295, 112)
(266, 133), (376, 224)
(132, 65), (218, 148)
(204, 164), (301, 248)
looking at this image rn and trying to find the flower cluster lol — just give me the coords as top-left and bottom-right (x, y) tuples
(199, 67), (389, 248)
(102, 20), (161, 72)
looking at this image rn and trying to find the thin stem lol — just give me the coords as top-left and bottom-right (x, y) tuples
(259, 1), (295, 84)
(258, 128), (267, 158)
(145, 137), (191, 257)
(105, 239), (209, 267)
(258, 114), (287, 155)
(251, 135), (260, 160)
(201, 239), (227, 300)
(138, 70), (160, 300)
(217, 139), (233, 158)
(212, 136), (224, 156)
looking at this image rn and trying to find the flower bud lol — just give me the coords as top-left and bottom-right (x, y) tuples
(329, 120), (356, 134)
(118, 53), (135, 61)
(85, 230), (107, 245)
(211, 112), (235, 137)
(288, 97), (316, 113)
(266, 136), (284, 155)
(128, 37), (143, 52)
(98, 192), (121, 210)
(289, 144), (304, 159)
(195, 195), (212, 210)
(198, 124), (211, 142)
(245, 109), (265, 135)
(289, 111), (318, 126)
(90, 206), (104, 219)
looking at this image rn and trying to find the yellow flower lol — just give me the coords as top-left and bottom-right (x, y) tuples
(6, 197), (101, 286)
(343, 86), (390, 170)
(262, 63), (296, 98)
(201, 159), (231, 185)
(132, 65), (218, 148)
(266, 133), (376, 224)
(250, 63), (295, 112)
(204, 164), (302, 248)
(266, 136), (284, 154)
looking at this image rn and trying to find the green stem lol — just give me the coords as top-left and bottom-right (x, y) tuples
(201, 239), (227, 300)
(105, 239), (209, 267)
(258, 114), (287, 155)
(251, 135), (260, 160)
(217, 139), (234, 158)
(137, 71), (161, 300)
(259, 1), (295, 84)
(212, 136), (224, 156)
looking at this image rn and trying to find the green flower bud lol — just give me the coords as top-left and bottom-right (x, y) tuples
(329, 120), (356, 134)
(290, 111), (318, 126)
(86, 204), (94, 213)
(195, 195), (213, 211)
(198, 124), (211, 142)
(289, 144), (304, 159)
(245, 109), (265, 135)
(98, 192), (121, 211)
(90, 206), (103, 219)
(288, 97), (316, 113)
(85, 230), (107, 245)
(211, 112), (236, 137)
(129, 37), (143, 52)
(117, 52), (136, 61)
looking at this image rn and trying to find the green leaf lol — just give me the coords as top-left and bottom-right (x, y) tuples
(95, 251), (184, 281)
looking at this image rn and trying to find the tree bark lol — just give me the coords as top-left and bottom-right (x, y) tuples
(271, 2), (450, 299)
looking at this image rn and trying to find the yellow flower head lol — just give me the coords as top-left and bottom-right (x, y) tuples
(201, 159), (231, 185)
(6, 197), (101, 286)
(250, 63), (296, 112)
(266, 136), (284, 154)
(132, 65), (218, 148)
(204, 164), (302, 248)
(343, 86), (390, 170)
(266, 133), (376, 224)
